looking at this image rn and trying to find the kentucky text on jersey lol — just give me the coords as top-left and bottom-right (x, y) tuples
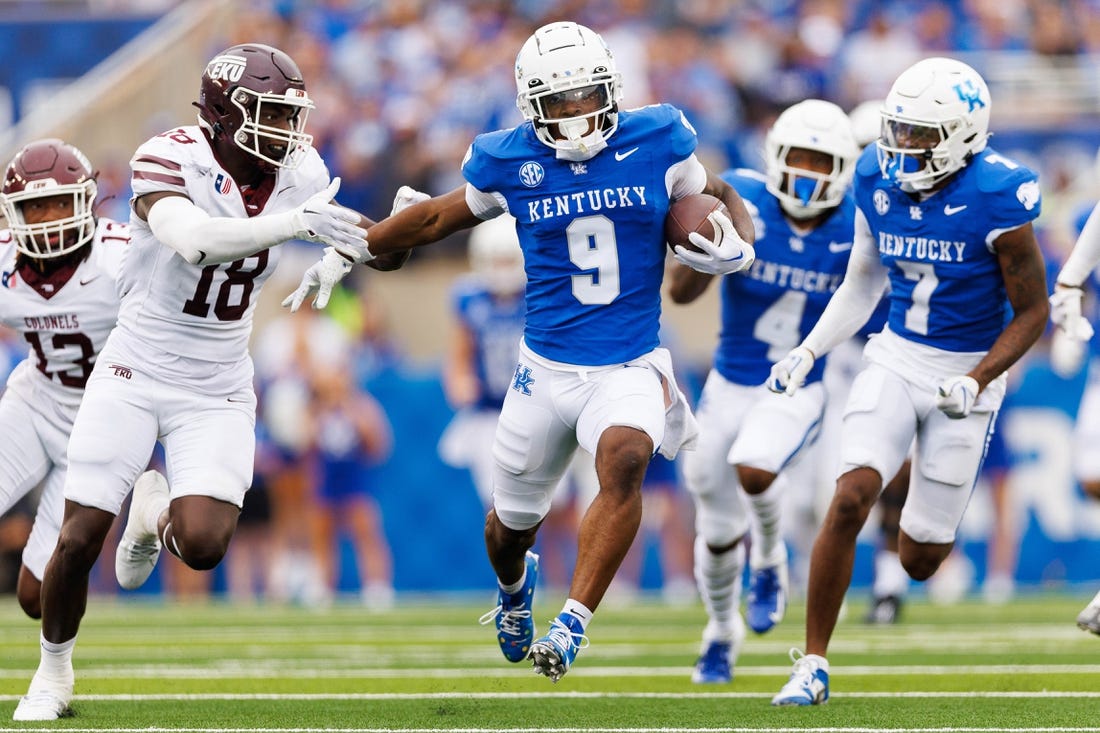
(746, 259), (843, 294)
(24, 314), (80, 330)
(527, 186), (649, 221)
(877, 233), (967, 262)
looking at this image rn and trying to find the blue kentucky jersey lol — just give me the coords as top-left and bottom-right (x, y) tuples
(854, 145), (1041, 352)
(462, 104), (697, 365)
(450, 275), (526, 409)
(714, 168), (856, 386)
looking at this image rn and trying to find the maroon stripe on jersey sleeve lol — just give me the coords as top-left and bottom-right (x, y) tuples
(133, 170), (186, 186)
(133, 154), (182, 171)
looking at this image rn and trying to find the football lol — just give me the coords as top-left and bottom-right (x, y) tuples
(664, 193), (729, 253)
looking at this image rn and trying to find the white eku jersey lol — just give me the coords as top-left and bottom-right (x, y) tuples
(0, 218), (129, 416)
(462, 104), (701, 366)
(121, 125), (330, 387)
(854, 144), (1041, 352)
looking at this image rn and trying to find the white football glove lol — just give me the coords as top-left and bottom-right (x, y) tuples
(281, 246), (353, 312)
(1049, 285), (1095, 341)
(1050, 327), (1089, 379)
(673, 209), (756, 275)
(391, 184), (430, 216)
(935, 375), (979, 419)
(767, 346), (815, 396)
(289, 177), (373, 263)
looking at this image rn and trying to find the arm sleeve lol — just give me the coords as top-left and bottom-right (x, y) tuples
(1059, 201), (1100, 287)
(801, 209), (890, 357)
(146, 195), (299, 266)
(667, 155), (708, 200)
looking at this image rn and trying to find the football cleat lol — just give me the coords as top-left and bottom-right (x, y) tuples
(864, 594), (903, 625)
(530, 612), (589, 682)
(772, 649), (829, 706)
(115, 470), (170, 590)
(1077, 602), (1100, 636)
(692, 640), (731, 684)
(479, 551), (539, 662)
(692, 614), (745, 684)
(746, 562), (788, 634)
(13, 673), (73, 721)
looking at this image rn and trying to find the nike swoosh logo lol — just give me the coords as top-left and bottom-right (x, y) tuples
(226, 397), (251, 403)
(195, 249), (208, 264)
(615, 147), (639, 161)
(944, 204), (967, 215)
(827, 241), (853, 253)
(79, 275), (99, 286)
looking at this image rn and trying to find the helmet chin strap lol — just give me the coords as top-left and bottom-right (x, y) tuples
(555, 118), (607, 162)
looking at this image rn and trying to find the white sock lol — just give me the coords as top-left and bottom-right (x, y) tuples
(872, 550), (909, 597)
(694, 535), (744, 641)
(499, 566), (526, 596)
(1089, 588), (1100, 608)
(562, 599), (593, 631)
(747, 484), (784, 568)
(37, 634), (75, 685)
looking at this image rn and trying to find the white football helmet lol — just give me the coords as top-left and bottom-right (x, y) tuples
(469, 214), (525, 296)
(877, 57), (991, 192)
(514, 21), (623, 161)
(765, 99), (860, 219)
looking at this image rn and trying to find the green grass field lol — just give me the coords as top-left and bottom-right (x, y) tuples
(0, 592), (1096, 731)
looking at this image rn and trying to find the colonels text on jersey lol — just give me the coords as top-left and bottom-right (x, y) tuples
(0, 218), (129, 412)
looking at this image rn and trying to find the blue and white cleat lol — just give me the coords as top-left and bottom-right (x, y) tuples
(746, 562), (788, 634)
(692, 615), (745, 684)
(692, 640), (731, 684)
(771, 649), (829, 706)
(479, 551), (539, 662)
(530, 612), (589, 682)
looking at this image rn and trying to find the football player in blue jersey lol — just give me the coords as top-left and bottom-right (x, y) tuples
(767, 57), (1049, 706)
(667, 99), (860, 684)
(286, 21), (756, 682)
(1050, 202), (1100, 634)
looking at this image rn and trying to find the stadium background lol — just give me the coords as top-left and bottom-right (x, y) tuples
(0, 0), (1098, 598)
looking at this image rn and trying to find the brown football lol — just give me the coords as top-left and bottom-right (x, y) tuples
(664, 193), (729, 253)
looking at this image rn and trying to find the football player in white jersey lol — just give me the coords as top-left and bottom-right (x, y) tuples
(768, 58), (1048, 705)
(287, 21), (756, 682)
(0, 138), (129, 621)
(13, 43), (406, 721)
(1050, 202), (1100, 635)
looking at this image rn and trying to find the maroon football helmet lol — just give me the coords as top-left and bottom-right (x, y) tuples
(193, 43), (315, 169)
(1, 138), (97, 258)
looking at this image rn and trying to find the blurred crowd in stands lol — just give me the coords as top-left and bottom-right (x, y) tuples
(210, 0), (1100, 258)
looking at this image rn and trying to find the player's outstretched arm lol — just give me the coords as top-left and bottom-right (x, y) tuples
(139, 179), (370, 266)
(365, 185), (484, 257)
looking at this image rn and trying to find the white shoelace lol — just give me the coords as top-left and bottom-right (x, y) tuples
(478, 604), (531, 636)
(121, 538), (160, 562)
(542, 617), (590, 655)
